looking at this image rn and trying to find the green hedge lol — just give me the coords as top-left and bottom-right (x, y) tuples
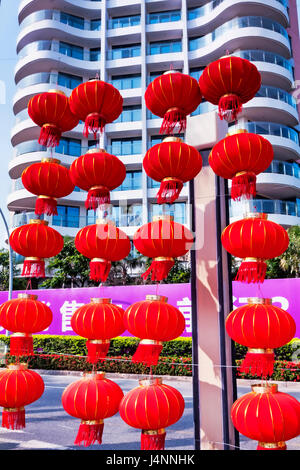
(0, 335), (299, 380)
(4, 353), (192, 377)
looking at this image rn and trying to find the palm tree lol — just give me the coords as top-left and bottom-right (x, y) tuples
(279, 226), (300, 278)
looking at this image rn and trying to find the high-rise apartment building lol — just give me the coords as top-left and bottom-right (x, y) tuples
(7, 0), (300, 241)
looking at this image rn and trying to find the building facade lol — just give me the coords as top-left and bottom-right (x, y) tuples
(8, 0), (300, 242)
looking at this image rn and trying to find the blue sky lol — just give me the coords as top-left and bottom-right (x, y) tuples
(0, 0), (299, 249)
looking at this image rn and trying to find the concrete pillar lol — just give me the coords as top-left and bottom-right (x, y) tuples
(186, 112), (239, 450)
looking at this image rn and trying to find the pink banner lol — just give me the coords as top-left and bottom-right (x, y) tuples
(0, 279), (298, 338)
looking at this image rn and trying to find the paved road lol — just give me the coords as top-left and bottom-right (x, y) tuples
(0, 373), (299, 451)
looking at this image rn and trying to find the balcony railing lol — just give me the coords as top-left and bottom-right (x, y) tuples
(187, 0), (288, 21)
(20, 10), (101, 31)
(189, 16), (289, 52)
(230, 199), (300, 218)
(230, 121), (299, 145)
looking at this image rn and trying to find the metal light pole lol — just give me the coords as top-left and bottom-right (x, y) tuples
(0, 208), (13, 355)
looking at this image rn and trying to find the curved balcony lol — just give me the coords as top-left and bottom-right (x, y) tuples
(188, 16), (291, 67)
(15, 42), (101, 84)
(18, 1), (103, 24)
(17, 16), (102, 53)
(229, 121), (300, 161)
(232, 49), (294, 90)
(241, 86), (299, 126)
(193, 85), (299, 128)
(256, 161), (300, 199)
(8, 139), (144, 179)
(187, 0), (289, 36)
(13, 79), (142, 116)
(230, 199), (300, 228)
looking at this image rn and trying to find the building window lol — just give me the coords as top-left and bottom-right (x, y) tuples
(90, 48), (101, 61)
(110, 137), (142, 156)
(59, 41), (84, 59)
(115, 106), (142, 123)
(90, 18), (101, 31)
(57, 72), (82, 89)
(52, 206), (80, 228)
(110, 15), (140, 29)
(112, 171), (142, 191)
(60, 12), (85, 29)
(149, 202), (186, 225)
(56, 138), (82, 157)
(148, 40), (182, 55)
(111, 74), (141, 90)
(148, 10), (181, 24)
(110, 44), (141, 60)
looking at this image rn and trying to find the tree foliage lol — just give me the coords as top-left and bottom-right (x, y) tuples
(230, 225), (300, 280)
(0, 250), (27, 291)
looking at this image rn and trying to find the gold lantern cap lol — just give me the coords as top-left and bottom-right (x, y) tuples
(247, 298), (272, 305)
(90, 298), (112, 304)
(146, 295), (168, 303)
(252, 383), (278, 394)
(139, 377), (163, 387)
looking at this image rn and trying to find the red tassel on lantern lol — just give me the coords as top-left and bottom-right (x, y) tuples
(141, 430), (166, 450)
(85, 186), (110, 210)
(89, 259), (112, 283)
(156, 178), (183, 205)
(2, 407), (26, 430)
(218, 94), (242, 122)
(86, 340), (110, 364)
(141, 257), (175, 282)
(35, 196), (58, 216)
(231, 171), (256, 201)
(235, 259), (267, 284)
(84, 113), (106, 139)
(39, 124), (61, 148)
(239, 349), (275, 379)
(74, 420), (104, 447)
(22, 258), (45, 278)
(132, 340), (163, 367)
(10, 333), (34, 356)
(160, 107), (186, 135)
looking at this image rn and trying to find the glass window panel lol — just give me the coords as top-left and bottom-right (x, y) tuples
(91, 19), (101, 31)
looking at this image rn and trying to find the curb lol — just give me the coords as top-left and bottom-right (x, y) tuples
(34, 369), (193, 382)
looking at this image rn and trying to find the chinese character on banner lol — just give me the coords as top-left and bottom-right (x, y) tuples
(177, 297), (192, 333)
(60, 300), (85, 333)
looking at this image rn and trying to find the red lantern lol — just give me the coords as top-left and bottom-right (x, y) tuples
(21, 158), (75, 216)
(69, 149), (126, 210)
(209, 130), (274, 200)
(145, 71), (202, 135)
(133, 216), (194, 282)
(143, 137), (202, 204)
(231, 383), (300, 450)
(119, 377), (185, 450)
(71, 298), (125, 363)
(28, 90), (79, 147)
(75, 220), (131, 282)
(226, 298), (296, 378)
(0, 293), (53, 356)
(62, 371), (124, 447)
(221, 213), (289, 283)
(199, 56), (261, 122)
(124, 295), (185, 367)
(0, 363), (44, 429)
(69, 80), (123, 138)
(9, 219), (64, 278)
